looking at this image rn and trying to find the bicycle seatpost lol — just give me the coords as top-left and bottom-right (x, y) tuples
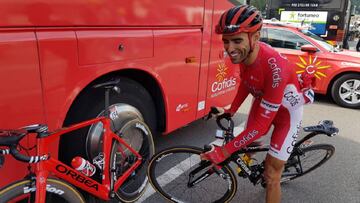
(93, 79), (121, 117)
(104, 88), (111, 118)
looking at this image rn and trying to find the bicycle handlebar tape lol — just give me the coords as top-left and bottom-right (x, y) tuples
(8, 145), (48, 163)
(10, 146), (31, 162)
(0, 149), (10, 155)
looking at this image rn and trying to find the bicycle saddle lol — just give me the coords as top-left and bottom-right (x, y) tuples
(93, 79), (121, 91)
(303, 120), (339, 137)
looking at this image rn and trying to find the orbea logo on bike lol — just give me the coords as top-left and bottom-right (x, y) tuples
(56, 164), (99, 191)
(211, 63), (237, 98)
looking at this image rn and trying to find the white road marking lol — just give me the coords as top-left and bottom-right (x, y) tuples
(138, 125), (245, 202)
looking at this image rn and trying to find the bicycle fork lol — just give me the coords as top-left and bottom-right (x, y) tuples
(34, 170), (49, 203)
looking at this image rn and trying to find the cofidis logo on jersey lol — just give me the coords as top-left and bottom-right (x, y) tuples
(211, 63), (237, 98)
(295, 55), (330, 79)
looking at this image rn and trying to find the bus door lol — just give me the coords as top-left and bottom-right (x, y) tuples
(0, 31), (45, 187)
(203, 0), (242, 114)
(0, 32), (45, 128)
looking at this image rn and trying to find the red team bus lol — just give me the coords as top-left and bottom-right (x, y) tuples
(0, 0), (244, 188)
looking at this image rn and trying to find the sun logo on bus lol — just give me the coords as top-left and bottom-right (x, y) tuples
(216, 63), (228, 81)
(295, 56), (331, 79)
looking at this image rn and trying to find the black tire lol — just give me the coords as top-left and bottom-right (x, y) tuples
(148, 146), (237, 203)
(281, 144), (335, 183)
(59, 77), (157, 199)
(110, 119), (155, 202)
(331, 73), (360, 109)
(0, 178), (85, 203)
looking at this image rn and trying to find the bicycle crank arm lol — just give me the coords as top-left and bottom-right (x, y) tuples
(188, 161), (227, 187)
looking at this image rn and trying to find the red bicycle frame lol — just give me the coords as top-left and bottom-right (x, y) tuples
(34, 117), (142, 202)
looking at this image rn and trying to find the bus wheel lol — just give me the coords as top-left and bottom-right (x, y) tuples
(331, 73), (360, 109)
(59, 77), (157, 180)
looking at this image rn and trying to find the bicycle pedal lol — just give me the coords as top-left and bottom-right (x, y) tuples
(238, 173), (247, 178)
(237, 168), (247, 178)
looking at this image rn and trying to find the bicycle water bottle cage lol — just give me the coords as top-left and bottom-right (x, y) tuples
(303, 120), (339, 137)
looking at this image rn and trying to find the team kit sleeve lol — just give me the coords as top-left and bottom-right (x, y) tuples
(227, 81), (249, 115)
(224, 57), (290, 155)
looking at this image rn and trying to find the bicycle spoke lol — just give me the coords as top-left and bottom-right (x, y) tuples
(282, 144), (334, 182)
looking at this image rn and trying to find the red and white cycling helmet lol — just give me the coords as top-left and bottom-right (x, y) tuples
(215, 5), (263, 35)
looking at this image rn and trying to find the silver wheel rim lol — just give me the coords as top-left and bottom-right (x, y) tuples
(338, 79), (360, 105)
(86, 103), (144, 160)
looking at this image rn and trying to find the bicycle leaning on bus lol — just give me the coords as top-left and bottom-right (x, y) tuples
(147, 108), (339, 203)
(0, 80), (155, 203)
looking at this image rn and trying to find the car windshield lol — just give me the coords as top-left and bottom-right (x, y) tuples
(300, 29), (335, 52)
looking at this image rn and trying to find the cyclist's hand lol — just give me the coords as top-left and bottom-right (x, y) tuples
(200, 144), (230, 165)
(206, 107), (226, 120)
(299, 71), (316, 91)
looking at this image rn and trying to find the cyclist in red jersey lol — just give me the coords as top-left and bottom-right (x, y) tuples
(200, 5), (315, 203)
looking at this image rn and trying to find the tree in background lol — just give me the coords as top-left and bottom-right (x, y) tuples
(229, 0), (266, 11)
(352, 0), (360, 14)
(247, 0), (360, 15)
(249, 0), (266, 12)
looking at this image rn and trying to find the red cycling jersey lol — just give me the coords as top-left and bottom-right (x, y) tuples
(224, 42), (313, 161)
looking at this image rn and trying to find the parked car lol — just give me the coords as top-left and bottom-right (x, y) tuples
(261, 20), (360, 109)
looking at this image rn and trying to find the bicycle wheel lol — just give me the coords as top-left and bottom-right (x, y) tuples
(111, 119), (155, 202)
(281, 144), (335, 183)
(148, 146), (237, 203)
(0, 178), (85, 203)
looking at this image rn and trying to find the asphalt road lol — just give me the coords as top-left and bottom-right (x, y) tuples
(139, 95), (360, 203)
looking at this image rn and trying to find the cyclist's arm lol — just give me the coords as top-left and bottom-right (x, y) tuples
(227, 81), (249, 115)
(224, 63), (290, 154)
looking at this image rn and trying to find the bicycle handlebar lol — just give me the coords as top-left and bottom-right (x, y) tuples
(0, 143), (49, 163)
(206, 107), (234, 132)
(0, 128), (49, 163)
(9, 146), (32, 162)
(216, 114), (234, 132)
